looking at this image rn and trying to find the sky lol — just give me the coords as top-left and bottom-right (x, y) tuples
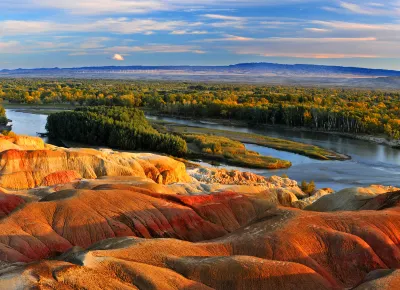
(1, 0), (400, 70)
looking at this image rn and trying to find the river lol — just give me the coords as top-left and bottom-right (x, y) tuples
(147, 115), (400, 191)
(6, 109), (400, 191)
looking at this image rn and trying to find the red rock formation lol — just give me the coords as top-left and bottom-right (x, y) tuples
(41, 170), (82, 187)
(306, 185), (400, 212)
(354, 269), (400, 289)
(0, 187), (399, 289)
(0, 134), (45, 151)
(0, 187), (268, 263)
(0, 250), (331, 290)
(0, 192), (24, 217)
(0, 148), (190, 189)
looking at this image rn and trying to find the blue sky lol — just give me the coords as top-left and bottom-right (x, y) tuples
(1, 0), (400, 69)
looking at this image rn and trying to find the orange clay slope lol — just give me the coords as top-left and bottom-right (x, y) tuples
(0, 148), (191, 189)
(0, 184), (399, 289)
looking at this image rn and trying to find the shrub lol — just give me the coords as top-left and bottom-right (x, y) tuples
(1, 130), (16, 137)
(46, 106), (188, 156)
(0, 117), (8, 126)
(301, 180), (316, 195)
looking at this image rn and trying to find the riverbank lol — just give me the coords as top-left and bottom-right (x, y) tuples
(184, 134), (292, 169)
(2, 103), (76, 115)
(5, 108), (400, 190)
(151, 119), (350, 161)
(146, 111), (400, 149)
(6, 105), (399, 149)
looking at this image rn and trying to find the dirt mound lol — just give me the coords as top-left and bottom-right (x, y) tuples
(0, 148), (190, 189)
(0, 184), (399, 288)
(306, 185), (400, 211)
(41, 170), (82, 187)
(0, 186), (270, 263)
(354, 269), (400, 289)
(0, 134), (399, 289)
(0, 134), (45, 151)
(0, 192), (24, 217)
(292, 188), (335, 209)
(0, 248), (331, 290)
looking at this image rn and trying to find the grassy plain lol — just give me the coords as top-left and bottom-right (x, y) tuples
(2, 103), (75, 115)
(184, 133), (292, 169)
(152, 121), (349, 161)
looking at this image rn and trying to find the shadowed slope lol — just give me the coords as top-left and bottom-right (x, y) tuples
(306, 185), (400, 212)
(0, 247), (331, 290)
(0, 192), (24, 217)
(354, 269), (400, 289)
(0, 189), (400, 288)
(0, 186), (269, 263)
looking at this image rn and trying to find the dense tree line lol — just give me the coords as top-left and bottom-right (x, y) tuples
(2, 79), (400, 139)
(46, 106), (187, 156)
(0, 106), (7, 125)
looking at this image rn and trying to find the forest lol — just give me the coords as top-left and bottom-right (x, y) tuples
(46, 106), (187, 156)
(0, 106), (7, 126)
(2, 78), (400, 139)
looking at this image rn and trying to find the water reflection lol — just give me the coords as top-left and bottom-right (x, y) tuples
(6, 109), (48, 136)
(5, 109), (63, 145)
(245, 143), (316, 166)
(4, 110), (400, 191)
(147, 115), (400, 190)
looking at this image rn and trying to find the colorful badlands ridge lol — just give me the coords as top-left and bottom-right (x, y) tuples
(0, 134), (399, 289)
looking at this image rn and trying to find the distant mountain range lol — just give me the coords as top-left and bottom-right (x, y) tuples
(2, 62), (400, 89)
(2, 62), (400, 77)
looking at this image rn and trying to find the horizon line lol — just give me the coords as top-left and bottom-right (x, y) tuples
(2, 62), (400, 72)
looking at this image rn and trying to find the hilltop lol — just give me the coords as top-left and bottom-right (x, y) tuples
(2, 63), (400, 89)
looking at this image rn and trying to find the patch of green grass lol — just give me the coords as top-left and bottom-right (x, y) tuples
(152, 121), (349, 161)
(2, 103), (76, 115)
(183, 133), (291, 169)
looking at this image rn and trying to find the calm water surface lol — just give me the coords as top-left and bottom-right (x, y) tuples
(6, 109), (48, 136)
(7, 109), (400, 191)
(147, 115), (400, 190)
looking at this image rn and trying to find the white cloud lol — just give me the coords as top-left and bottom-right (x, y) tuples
(1, 0), (400, 64)
(200, 35), (375, 43)
(0, 41), (21, 53)
(104, 44), (205, 54)
(339, 2), (383, 15)
(0, 18), (195, 36)
(170, 30), (208, 35)
(304, 28), (330, 32)
(309, 20), (400, 41)
(226, 36), (400, 59)
(112, 53), (124, 61)
(202, 14), (245, 21)
(3, 0), (308, 15)
(80, 37), (111, 49)
(324, 1), (400, 16)
(200, 34), (255, 42)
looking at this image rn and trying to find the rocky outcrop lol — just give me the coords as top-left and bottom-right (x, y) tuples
(354, 269), (400, 289)
(0, 147), (191, 189)
(292, 188), (335, 209)
(189, 167), (304, 196)
(41, 170), (82, 187)
(0, 186), (272, 263)
(1, 134), (400, 289)
(0, 134), (45, 151)
(0, 174), (306, 217)
(306, 185), (400, 212)
(0, 192), (24, 217)
(1, 188), (400, 289)
(189, 167), (268, 185)
(0, 245), (331, 290)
